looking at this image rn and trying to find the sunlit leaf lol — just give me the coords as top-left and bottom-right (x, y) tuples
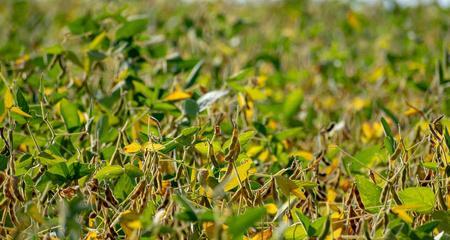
(224, 159), (255, 192)
(398, 187), (435, 213)
(95, 165), (124, 180)
(10, 106), (32, 118)
(164, 90), (192, 101)
(124, 142), (142, 153)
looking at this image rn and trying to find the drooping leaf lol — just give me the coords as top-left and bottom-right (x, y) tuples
(226, 207), (266, 239)
(355, 176), (382, 213)
(94, 165), (124, 180)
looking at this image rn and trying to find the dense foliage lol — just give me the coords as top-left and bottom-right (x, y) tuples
(0, 0), (449, 239)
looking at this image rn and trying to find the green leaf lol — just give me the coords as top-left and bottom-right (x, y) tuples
(174, 195), (197, 222)
(226, 207), (266, 239)
(94, 165), (124, 180)
(432, 211), (450, 232)
(184, 60), (203, 89)
(223, 130), (256, 150)
(283, 90), (303, 122)
(48, 162), (70, 179)
(444, 128), (450, 150)
(114, 174), (134, 200)
(60, 98), (81, 132)
(116, 19), (148, 39)
(421, 162), (438, 170)
(398, 187), (435, 213)
(355, 176), (382, 213)
(284, 224), (307, 240)
(381, 117), (396, 154)
(275, 127), (303, 140)
(228, 68), (252, 82)
(184, 99), (199, 118)
(16, 89), (29, 113)
(381, 117), (393, 137)
(124, 164), (143, 178)
(345, 146), (385, 173)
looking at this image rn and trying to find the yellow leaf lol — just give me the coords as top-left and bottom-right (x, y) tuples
(291, 188), (306, 200)
(224, 159), (255, 191)
(351, 97), (368, 111)
(447, 194), (450, 209)
(85, 231), (99, 240)
(10, 106), (32, 118)
(203, 222), (215, 239)
(391, 205), (414, 224)
(245, 87), (267, 101)
(119, 210), (142, 238)
(326, 227), (343, 240)
(265, 203), (278, 215)
(124, 142), (142, 153)
(4, 88), (13, 109)
(327, 189), (337, 203)
(247, 145), (264, 157)
(404, 107), (420, 116)
(89, 217), (95, 228)
(164, 91), (191, 101)
(292, 150), (314, 161)
(251, 228), (272, 240)
(347, 11), (361, 30)
(258, 149), (270, 162)
(88, 32), (106, 50)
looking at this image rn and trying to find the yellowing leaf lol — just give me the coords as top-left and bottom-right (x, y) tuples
(164, 91), (191, 101)
(124, 142), (142, 153)
(142, 142), (164, 152)
(4, 88), (13, 109)
(351, 97), (368, 111)
(275, 175), (306, 200)
(119, 210), (142, 237)
(10, 106), (32, 117)
(85, 231), (99, 240)
(224, 159), (255, 191)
